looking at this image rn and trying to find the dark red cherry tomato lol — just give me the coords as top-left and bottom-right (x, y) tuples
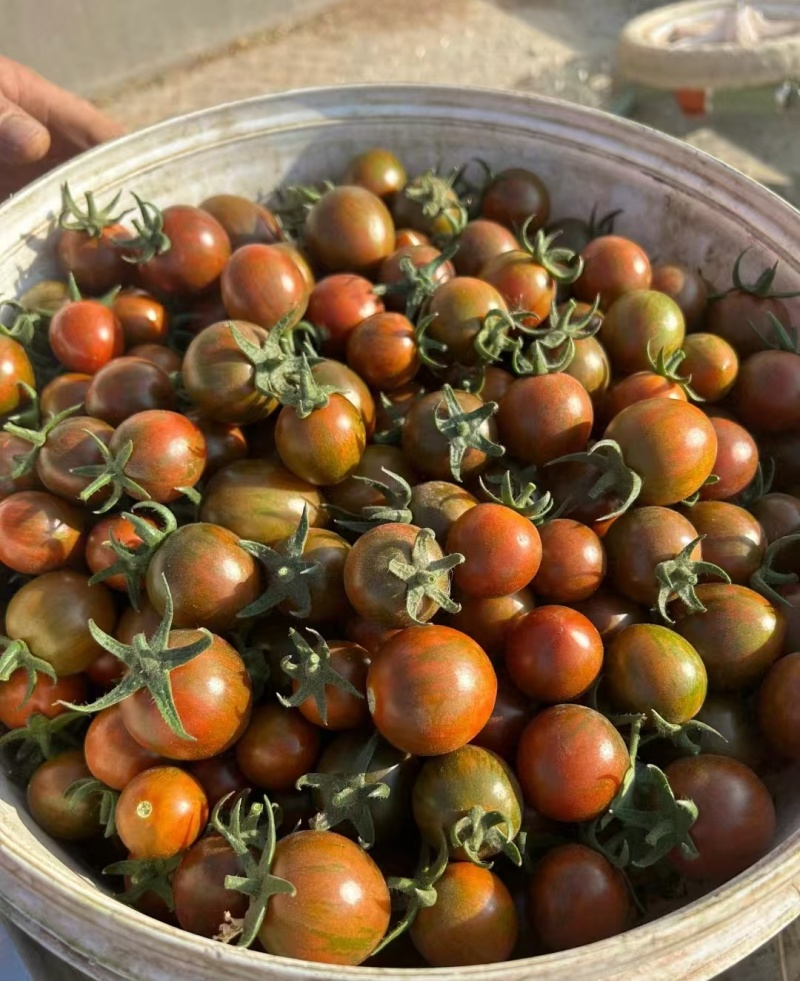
(137, 205), (231, 297)
(0, 490), (86, 574)
(27, 750), (100, 841)
(426, 277), (508, 365)
(83, 704), (164, 790)
(750, 492), (800, 544)
(85, 512), (153, 592)
(116, 766), (208, 859)
(0, 670), (87, 730)
(694, 692), (765, 769)
(446, 503), (541, 598)
(312, 359), (376, 439)
(306, 186), (395, 275)
(346, 311), (419, 391)
(529, 844), (630, 951)
(0, 431), (43, 500)
(35, 415), (114, 505)
(342, 147), (407, 200)
(40, 372), (91, 420)
(48, 299), (124, 374)
(367, 624), (497, 756)
(532, 518), (606, 603)
(687, 501), (766, 584)
(185, 412), (247, 477)
(447, 587), (535, 658)
(408, 480), (478, 542)
(275, 394), (366, 486)
(200, 193), (282, 249)
(323, 443), (416, 516)
(187, 754), (251, 810)
(472, 669), (533, 760)
(453, 219), (519, 278)
(235, 703), (321, 791)
(292, 640), (370, 730)
(705, 290), (791, 359)
(84, 357), (176, 425)
(378, 244), (455, 313)
(650, 262), (708, 328)
(306, 274), (384, 357)
(173, 833), (251, 938)
(735, 348), (800, 435)
(505, 606), (603, 703)
(570, 587), (647, 642)
(221, 243), (309, 329)
(665, 755), (775, 882)
(574, 235), (652, 308)
(0, 336), (35, 415)
(126, 343), (182, 374)
(480, 167), (550, 232)
(112, 289), (169, 346)
(757, 652), (800, 759)
(700, 417), (758, 501)
(57, 224), (129, 295)
(515, 704), (629, 822)
(600, 290), (685, 374)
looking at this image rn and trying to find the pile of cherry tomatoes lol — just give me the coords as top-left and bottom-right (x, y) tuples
(0, 144), (798, 968)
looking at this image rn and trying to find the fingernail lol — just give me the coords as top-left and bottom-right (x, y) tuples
(0, 112), (50, 165)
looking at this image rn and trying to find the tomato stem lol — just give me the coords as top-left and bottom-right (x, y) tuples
(277, 628), (364, 727)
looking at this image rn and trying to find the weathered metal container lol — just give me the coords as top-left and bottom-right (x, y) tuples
(0, 85), (799, 981)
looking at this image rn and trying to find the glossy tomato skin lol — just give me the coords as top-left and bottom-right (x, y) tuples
(758, 653), (800, 759)
(116, 766), (209, 859)
(137, 205), (231, 297)
(446, 503), (542, 598)
(0, 431), (43, 500)
(0, 490), (86, 574)
(39, 373), (91, 420)
(472, 670), (533, 760)
(480, 251), (555, 325)
(27, 750), (100, 841)
(529, 843), (630, 951)
(602, 370), (686, 423)
(85, 513), (152, 592)
(603, 505), (699, 606)
(6, 571), (117, 675)
(200, 193), (283, 249)
(121, 631), (252, 760)
(0, 670), (87, 730)
(126, 343), (182, 374)
(412, 744), (523, 859)
(672, 584), (786, 690)
(750, 492), (800, 544)
(185, 412), (247, 477)
(650, 263), (709, 329)
(448, 587), (535, 658)
(403, 389), (499, 481)
(200, 458), (326, 544)
(173, 834), (252, 938)
(187, 754), (251, 810)
(453, 219), (519, 279)
(312, 359), (376, 439)
(497, 374), (593, 467)
(235, 703), (321, 791)
(687, 501), (766, 584)
(145, 522), (261, 632)
(221, 243), (309, 329)
(342, 147), (407, 200)
(680, 333), (739, 401)
(600, 290), (685, 374)
(700, 417), (758, 501)
(343, 523), (450, 628)
(306, 186), (396, 275)
(426, 277), (508, 364)
(261, 829), (391, 965)
(665, 755), (775, 882)
(279, 526), (351, 624)
(604, 398), (717, 506)
(344, 615), (401, 657)
(735, 349), (800, 434)
(515, 704), (629, 822)
(408, 481), (478, 543)
(84, 357), (176, 426)
(411, 863), (518, 967)
(0, 336), (35, 415)
(36, 415), (114, 505)
(112, 289), (170, 346)
(306, 274), (384, 357)
(606, 624), (707, 724)
(293, 641), (370, 730)
(704, 291), (791, 359)
(570, 587), (647, 642)
(504, 606), (603, 703)
(367, 625), (497, 756)
(346, 311), (419, 391)
(565, 334), (612, 402)
(57, 224), (130, 295)
(110, 410), (206, 503)
(574, 235), (652, 308)
(378, 244), (455, 312)
(532, 519), (606, 603)
(276, 394), (366, 486)
(48, 300), (124, 374)
(480, 167), (550, 232)
(84, 705), (164, 790)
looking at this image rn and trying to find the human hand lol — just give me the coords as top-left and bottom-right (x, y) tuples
(0, 56), (125, 199)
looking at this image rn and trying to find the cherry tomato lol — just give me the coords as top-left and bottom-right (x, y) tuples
(342, 147), (407, 200)
(680, 333), (738, 401)
(185, 412), (247, 477)
(750, 492), (800, 544)
(532, 518), (606, 602)
(84, 705), (164, 790)
(529, 844), (630, 951)
(680, 501), (766, 585)
(312, 359), (377, 439)
(200, 193), (282, 249)
(27, 750), (100, 841)
(574, 235), (652, 308)
(344, 615), (401, 656)
(472, 669), (533, 760)
(48, 299), (124, 374)
(408, 480), (478, 542)
(757, 652), (800, 759)
(126, 343), (182, 374)
(411, 862), (518, 966)
(323, 444), (416, 516)
(0, 670), (87, 730)
(695, 692), (765, 769)
(187, 754), (251, 809)
(650, 263), (708, 328)
(137, 205), (231, 297)
(0, 490), (86, 574)
(570, 587), (647, 642)
(293, 640), (370, 730)
(275, 394), (366, 486)
(221, 243), (309, 329)
(704, 290), (791, 359)
(112, 289), (169, 346)
(602, 369), (687, 423)
(665, 755), (775, 882)
(565, 334), (612, 401)
(0, 336), (35, 414)
(39, 373), (91, 420)
(306, 274), (385, 357)
(346, 312), (419, 391)
(36, 415), (114, 505)
(403, 389), (499, 481)
(84, 357), (176, 425)
(85, 512), (153, 592)
(235, 703), (321, 791)
(378, 244), (455, 313)
(57, 224), (129, 295)
(515, 704), (629, 822)
(0, 431), (41, 500)
(454, 219), (519, 278)
(447, 587), (535, 658)
(116, 766), (208, 859)
(735, 348), (800, 435)
(505, 606), (603, 703)
(704, 417), (762, 503)
(173, 833), (252, 938)
(367, 624), (497, 755)
(600, 290), (685, 374)
(426, 277), (508, 363)
(306, 186), (395, 275)
(480, 167), (550, 232)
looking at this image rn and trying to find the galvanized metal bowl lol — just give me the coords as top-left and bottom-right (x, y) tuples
(1, 85), (799, 981)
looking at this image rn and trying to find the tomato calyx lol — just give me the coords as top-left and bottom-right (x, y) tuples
(230, 314), (324, 406)
(88, 502), (176, 608)
(450, 805), (523, 869)
(212, 791), (296, 948)
(277, 628), (365, 726)
(750, 533), (800, 606)
(433, 385), (505, 483)
(0, 636), (58, 701)
(387, 526), (464, 622)
(328, 468), (414, 533)
(0, 711), (86, 779)
(752, 312), (800, 352)
(297, 731), (389, 848)
(517, 220), (584, 285)
(583, 715), (699, 871)
(57, 183), (131, 238)
(65, 776), (119, 837)
(237, 504), (322, 619)
(103, 854), (181, 910)
(3, 397), (81, 480)
(678, 474), (720, 508)
(640, 709), (725, 757)
(58, 578), (212, 742)
(0, 301), (42, 347)
(378, 243), (458, 319)
(274, 181), (334, 241)
(513, 297), (602, 376)
(71, 433), (149, 515)
(710, 248), (800, 302)
(118, 194), (172, 264)
(371, 835), (449, 956)
(655, 535), (731, 623)
(402, 169), (468, 240)
(734, 460), (774, 509)
(478, 469), (555, 525)
(546, 204), (623, 248)
(374, 391), (413, 445)
(647, 343), (704, 401)
(547, 439), (642, 522)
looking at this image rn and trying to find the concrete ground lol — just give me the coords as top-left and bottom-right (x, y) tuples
(5, 1), (800, 979)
